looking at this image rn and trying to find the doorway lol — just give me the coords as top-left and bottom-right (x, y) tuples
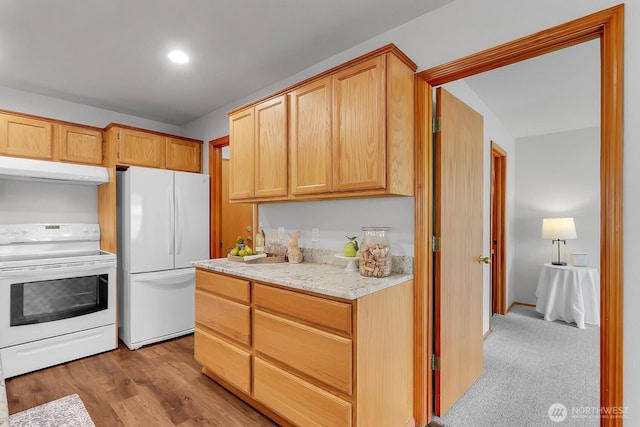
(413, 5), (623, 426)
(490, 142), (507, 317)
(208, 136), (256, 259)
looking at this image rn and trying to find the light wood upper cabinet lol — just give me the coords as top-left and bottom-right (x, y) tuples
(255, 96), (288, 198)
(115, 127), (165, 168)
(228, 44), (415, 202)
(0, 114), (54, 160)
(332, 55), (387, 192)
(229, 107), (255, 200)
(229, 96), (287, 201)
(166, 137), (202, 172)
(58, 124), (102, 165)
(289, 77), (332, 195)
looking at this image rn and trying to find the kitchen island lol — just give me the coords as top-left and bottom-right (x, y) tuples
(192, 258), (415, 427)
(192, 257), (413, 299)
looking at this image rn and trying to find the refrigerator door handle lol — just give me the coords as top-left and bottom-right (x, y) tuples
(169, 186), (175, 255)
(132, 271), (193, 287)
(176, 185), (183, 255)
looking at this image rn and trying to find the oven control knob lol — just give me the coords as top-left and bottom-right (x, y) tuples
(83, 227), (89, 233)
(0, 228), (7, 235)
(21, 229), (28, 234)
(91, 227), (98, 233)
(11, 229), (19, 235)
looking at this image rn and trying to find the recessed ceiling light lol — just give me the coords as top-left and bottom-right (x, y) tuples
(168, 50), (189, 64)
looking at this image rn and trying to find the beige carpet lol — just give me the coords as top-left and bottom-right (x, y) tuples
(9, 394), (94, 427)
(432, 305), (600, 427)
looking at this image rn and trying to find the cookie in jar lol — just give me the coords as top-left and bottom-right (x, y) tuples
(359, 227), (391, 277)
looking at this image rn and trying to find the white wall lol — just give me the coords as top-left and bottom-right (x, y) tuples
(258, 198), (414, 256)
(183, 0), (640, 416)
(514, 127), (601, 304)
(0, 85), (182, 133)
(0, 180), (98, 224)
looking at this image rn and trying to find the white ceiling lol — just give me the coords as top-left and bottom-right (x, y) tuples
(463, 39), (600, 139)
(0, 1), (599, 136)
(0, 0), (451, 126)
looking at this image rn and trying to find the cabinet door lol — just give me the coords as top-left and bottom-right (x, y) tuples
(229, 107), (255, 200)
(58, 125), (102, 165)
(117, 128), (165, 168)
(0, 114), (54, 160)
(166, 137), (201, 172)
(332, 56), (387, 192)
(254, 96), (287, 198)
(289, 78), (332, 195)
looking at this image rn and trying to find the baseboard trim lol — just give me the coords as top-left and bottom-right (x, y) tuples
(507, 301), (536, 313)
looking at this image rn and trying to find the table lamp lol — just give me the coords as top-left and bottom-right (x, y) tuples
(542, 217), (577, 265)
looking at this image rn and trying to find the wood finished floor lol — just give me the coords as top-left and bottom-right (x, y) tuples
(5, 335), (278, 426)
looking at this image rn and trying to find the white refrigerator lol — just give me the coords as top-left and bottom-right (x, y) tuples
(117, 166), (209, 350)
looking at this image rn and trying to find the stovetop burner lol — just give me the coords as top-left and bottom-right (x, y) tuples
(0, 223), (116, 270)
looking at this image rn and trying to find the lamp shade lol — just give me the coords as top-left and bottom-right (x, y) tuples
(542, 217), (577, 239)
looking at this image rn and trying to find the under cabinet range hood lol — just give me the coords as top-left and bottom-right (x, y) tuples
(0, 156), (109, 185)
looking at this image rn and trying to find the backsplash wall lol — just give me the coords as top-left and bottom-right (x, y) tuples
(258, 197), (415, 256)
(0, 180), (98, 224)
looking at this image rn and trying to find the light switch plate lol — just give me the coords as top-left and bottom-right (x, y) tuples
(311, 228), (320, 242)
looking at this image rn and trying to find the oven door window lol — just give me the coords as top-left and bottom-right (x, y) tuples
(10, 274), (109, 326)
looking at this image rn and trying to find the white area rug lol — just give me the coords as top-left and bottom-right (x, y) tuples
(9, 394), (95, 427)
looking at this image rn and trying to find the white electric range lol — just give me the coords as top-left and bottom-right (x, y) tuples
(0, 223), (117, 378)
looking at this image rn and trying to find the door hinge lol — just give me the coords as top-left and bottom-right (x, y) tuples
(433, 116), (441, 133)
(431, 354), (440, 371)
(432, 235), (441, 253)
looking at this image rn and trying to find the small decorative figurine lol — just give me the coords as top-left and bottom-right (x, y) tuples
(287, 230), (303, 263)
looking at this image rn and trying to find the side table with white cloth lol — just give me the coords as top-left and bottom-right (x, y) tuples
(535, 263), (600, 329)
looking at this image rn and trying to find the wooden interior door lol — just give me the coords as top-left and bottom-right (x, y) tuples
(491, 142), (507, 316)
(221, 159), (254, 254)
(434, 87), (484, 416)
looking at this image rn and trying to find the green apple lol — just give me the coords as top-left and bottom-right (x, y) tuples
(245, 246), (253, 255)
(230, 247), (240, 256)
(343, 236), (359, 257)
(238, 249), (247, 257)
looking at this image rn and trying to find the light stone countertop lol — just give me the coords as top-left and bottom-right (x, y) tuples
(192, 258), (413, 300)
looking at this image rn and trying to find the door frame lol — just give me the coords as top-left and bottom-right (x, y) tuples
(491, 141), (507, 317)
(208, 135), (258, 259)
(209, 135), (229, 259)
(413, 5), (623, 426)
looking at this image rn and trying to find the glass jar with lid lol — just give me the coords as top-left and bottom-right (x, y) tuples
(359, 226), (391, 277)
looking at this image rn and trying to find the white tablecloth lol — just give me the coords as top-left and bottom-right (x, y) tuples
(535, 263), (600, 329)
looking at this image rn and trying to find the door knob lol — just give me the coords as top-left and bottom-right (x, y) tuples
(478, 255), (491, 264)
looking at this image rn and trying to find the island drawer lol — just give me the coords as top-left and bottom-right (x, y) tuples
(253, 283), (352, 335)
(196, 269), (250, 303)
(254, 309), (352, 395)
(254, 357), (352, 427)
(194, 328), (251, 394)
(195, 290), (251, 346)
